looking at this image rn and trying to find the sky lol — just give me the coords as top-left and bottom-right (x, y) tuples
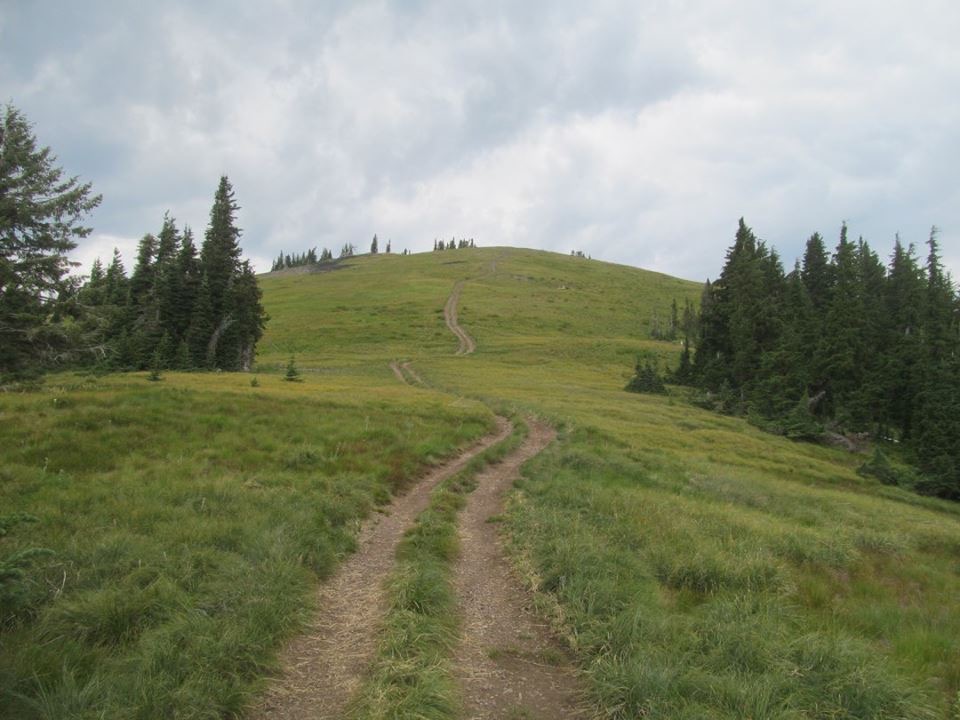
(2, 0), (958, 282)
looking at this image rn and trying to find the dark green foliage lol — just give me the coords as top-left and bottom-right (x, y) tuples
(857, 448), (913, 487)
(0, 104), (101, 382)
(626, 356), (667, 395)
(270, 246), (328, 271)
(685, 219), (960, 499)
(284, 356), (301, 382)
(780, 393), (824, 441)
(77, 177), (266, 372)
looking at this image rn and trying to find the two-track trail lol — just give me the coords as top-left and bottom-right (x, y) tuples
(444, 280), (477, 355)
(389, 360), (425, 386)
(249, 417), (511, 720)
(452, 419), (587, 719)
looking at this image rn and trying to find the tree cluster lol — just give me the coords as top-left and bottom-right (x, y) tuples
(270, 247), (334, 271)
(625, 355), (668, 395)
(78, 177), (267, 372)
(682, 218), (960, 498)
(433, 237), (475, 251)
(650, 299), (698, 342)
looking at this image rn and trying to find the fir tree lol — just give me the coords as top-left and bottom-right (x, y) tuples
(200, 176), (242, 321)
(0, 105), (102, 380)
(284, 356), (301, 382)
(370, 234), (378, 254)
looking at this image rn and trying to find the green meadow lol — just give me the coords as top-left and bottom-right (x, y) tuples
(265, 247), (960, 718)
(3, 246), (959, 718)
(0, 372), (492, 718)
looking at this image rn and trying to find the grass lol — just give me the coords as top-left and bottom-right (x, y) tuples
(4, 245), (960, 718)
(0, 370), (492, 719)
(261, 247), (960, 718)
(348, 414), (528, 720)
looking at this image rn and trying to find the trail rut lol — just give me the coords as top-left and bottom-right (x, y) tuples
(453, 419), (587, 719)
(249, 417), (511, 720)
(444, 280), (477, 355)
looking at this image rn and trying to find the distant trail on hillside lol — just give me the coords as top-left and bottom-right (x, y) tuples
(444, 280), (477, 355)
(388, 360), (425, 386)
(452, 418), (588, 718)
(248, 417), (511, 720)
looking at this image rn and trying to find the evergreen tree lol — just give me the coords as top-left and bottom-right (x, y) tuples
(128, 233), (158, 308)
(625, 356), (667, 394)
(816, 224), (867, 426)
(218, 261), (267, 370)
(879, 239), (925, 439)
(200, 176), (241, 321)
(171, 227), (200, 343)
(187, 274), (214, 368)
(370, 234), (378, 254)
(0, 104), (102, 380)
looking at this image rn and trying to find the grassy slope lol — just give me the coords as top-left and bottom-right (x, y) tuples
(261, 247), (960, 719)
(0, 372), (493, 719)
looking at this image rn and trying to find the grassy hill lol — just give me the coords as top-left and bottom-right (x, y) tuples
(2, 246), (958, 718)
(260, 247), (960, 719)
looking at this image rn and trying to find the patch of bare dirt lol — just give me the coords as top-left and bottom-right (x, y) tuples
(248, 417), (511, 720)
(453, 419), (588, 719)
(388, 360), (407, 384)
(444, 280), (477, 355)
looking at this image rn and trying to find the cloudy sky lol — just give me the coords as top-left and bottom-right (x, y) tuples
(3, 1), (958, 282)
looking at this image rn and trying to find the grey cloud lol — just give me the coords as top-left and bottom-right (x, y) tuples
(1, 0), (958, 283)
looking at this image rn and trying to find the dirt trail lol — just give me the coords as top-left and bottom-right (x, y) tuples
(388, 360), (407, 384)
(389, 361), (427, 387)
(444, 280), (477, 355)
(453, 419), (587, 719)
(249, 417), (511, 720)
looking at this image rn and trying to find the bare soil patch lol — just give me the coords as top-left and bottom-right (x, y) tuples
(452, 419), (588, 719)
(248, 417), (511, 720)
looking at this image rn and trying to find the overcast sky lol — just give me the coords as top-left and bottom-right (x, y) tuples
(3, 1), (958, 282)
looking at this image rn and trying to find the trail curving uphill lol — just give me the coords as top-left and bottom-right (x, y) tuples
(444, 280), (477, 355)
(453, 418), (587, 718)
(249, 417), (511, 720)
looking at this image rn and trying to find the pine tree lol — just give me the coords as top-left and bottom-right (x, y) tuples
(370, 234), (378, 254)
(219, 261), (266, 370)
(155, 214), (183, 342)
(284, 356), (301, 382)
(200, 176), (242, 321)
(816, 224), (866, 426)
(187, 274), (214, 368)
(880, 239), (925, 439)
(171, 227), (200, 343)
(0, 104), (102, 380)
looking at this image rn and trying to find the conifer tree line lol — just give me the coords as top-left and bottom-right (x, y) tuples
(270, 234), (399, 272)
(78, 176), (267, 372)
(433, 237), (476, 251)
(678, 218), (960, 499)
(270, 246), (332, 271)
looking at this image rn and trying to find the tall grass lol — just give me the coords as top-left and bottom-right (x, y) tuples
(0, 371), (492, 719)
(259, 247), (960, 717)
